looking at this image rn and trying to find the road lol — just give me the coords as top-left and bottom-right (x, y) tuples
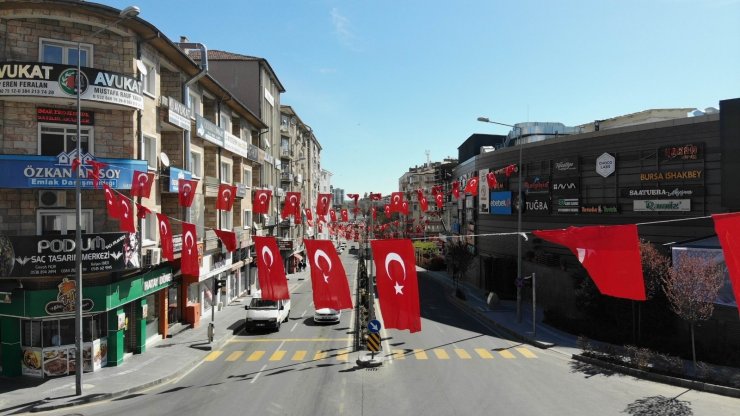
(41, 252), (740, 416)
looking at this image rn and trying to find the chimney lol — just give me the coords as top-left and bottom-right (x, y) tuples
(180, 36), (189, 43)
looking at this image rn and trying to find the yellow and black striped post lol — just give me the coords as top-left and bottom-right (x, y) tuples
(366, 332), (381, 357)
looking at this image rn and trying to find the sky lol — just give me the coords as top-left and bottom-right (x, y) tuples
(103, 0), (740, 196)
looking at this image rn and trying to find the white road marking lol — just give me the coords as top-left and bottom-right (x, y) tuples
(290, 322), (298, 332)
(250, 364), (268, 384)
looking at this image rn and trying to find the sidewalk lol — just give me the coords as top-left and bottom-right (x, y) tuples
(0, 269), (311, 414)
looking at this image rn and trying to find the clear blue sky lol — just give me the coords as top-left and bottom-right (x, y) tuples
(105, 0), (739, 196)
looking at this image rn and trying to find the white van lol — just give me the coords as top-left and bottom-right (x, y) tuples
(244, 297), (291, 332)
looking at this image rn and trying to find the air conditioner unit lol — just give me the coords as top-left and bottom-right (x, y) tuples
(39, 190), (67, 208)
(143, 248), (161, 267)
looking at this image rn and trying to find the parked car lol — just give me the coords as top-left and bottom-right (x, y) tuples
(313, 308), (341, 324)
(244, 296), (291, 332)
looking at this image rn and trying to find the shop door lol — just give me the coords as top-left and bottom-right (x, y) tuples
(123, 302), (138, 354)
(168, 285), (180, 326)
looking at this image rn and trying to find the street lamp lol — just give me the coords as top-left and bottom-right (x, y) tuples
(74, 5), (140, 396)
(476, 116), (526, 322)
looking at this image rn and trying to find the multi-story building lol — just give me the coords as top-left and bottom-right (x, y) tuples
(332, 187), (345, 209)
(399, 158), (457, 237)
(317, 169), (333, 239)
(0, 0), (267, 378)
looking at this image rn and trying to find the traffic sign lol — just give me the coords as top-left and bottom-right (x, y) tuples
(366, 333), (381, 352)
(368, 319), (381, 333)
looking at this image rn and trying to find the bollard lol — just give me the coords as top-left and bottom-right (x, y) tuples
(208, 322), (214, 343)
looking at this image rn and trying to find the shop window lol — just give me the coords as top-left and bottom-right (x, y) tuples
(37, 210), (93, 235)
(40, 39), (90, 66)
(141, 59), (156, 96)
(142, 135), (157, 170)
(39, 124), (93, 156)
(220, 210), (233, 230)
(189, 150), (203, 179)
(22, 320), (42, 347)
(43, 321), (60, 347)
(243, 210), (252, 230)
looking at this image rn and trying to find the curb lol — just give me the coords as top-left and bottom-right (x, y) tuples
(30, 332), (236, 412)
(573, 354), (740, 399)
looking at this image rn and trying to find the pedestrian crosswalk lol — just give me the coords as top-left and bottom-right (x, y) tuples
(203, 346), (538, 363)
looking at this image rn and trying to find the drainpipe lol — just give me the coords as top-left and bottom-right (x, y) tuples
(179, 41), (208, 223)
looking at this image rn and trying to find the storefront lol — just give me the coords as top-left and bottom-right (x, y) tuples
(0, 265), (173, 378)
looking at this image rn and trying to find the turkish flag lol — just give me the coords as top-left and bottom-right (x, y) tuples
(156, 213), (174, 261)
(505, 164), (517, 177)
(431, 186), (442, 196)
(372, 206), (377, 220)
(130, 171), (155, 199)
(712, 212), (740, 316)
(371, 239), (421, 333)
(118, 196), (135, 233)
(103, 184), (121, 219)
(214, 229), (237, 252)
(384, 204), (391, 218)
(486, 171), (498, 188)
(390, 192), (404, 213)
(254, 236), (290, 301)
(401, 200), (410, 216)
(464, 177), (479, 196)
(178, 179), (198, 208)
(341, 208), (348, 222)
(305, 239), (353, 310)
(71, 158), (81, 173)
(316, 193), (332, 216)
(451, 181), (460, 199)
(181, 222), (199, 277)
(533, 224), (646, 300)
(347, 193), (359, 207)
(416, 190), (428, 212)
(86, 159), (107, 189)
(329, 210), (337, 223)
(370, 193), (382, 201)
(434, 193), (444, 209)
(281, 192), (301, 221)
(253, 189), (272, 214)
(136, 203), (151, 220)
(216, 184), (237, 211)
(304, 208), (314, 227)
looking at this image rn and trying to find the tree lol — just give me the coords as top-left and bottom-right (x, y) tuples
(636, 240), (671, 343)
(446, 239), (476, 298)
(662, 253), (723, 366)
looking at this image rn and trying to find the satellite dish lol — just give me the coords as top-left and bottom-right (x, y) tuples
(159, 152), (170, 168)
(136, 59), (148, 76)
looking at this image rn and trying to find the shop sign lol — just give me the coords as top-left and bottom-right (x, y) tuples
(142, 271), (172, 292)
(580, 204), (619, 214)
(45, 277), (94, 315)
(0, 62), (143, 110)
(525, 197), (550, 214)
(0, 232), (139, 277)
(552, 158), (579, 175)
(162, 96), (191, 130)
(247, 144), (260, 162)
(478, 169), (490, 214)
(36, 107), (94, 125)
(551, 179), (579, 194)
(596, 153), (615, 178)
(660, 143), (703, 162)
(0, 153), (147, 189)
(640, 170), (703, 181)
(490, 191), (512, 215)
(620, 186), (702, 198)
(195, 113), (225, 146)
(166, 167), (192, 192)
(524, 176), (550, 194)
(277, 239), (293, 251)
(224, 131), (251, 159)
(634, 199), (691, 212)
(554, 197), (579, 214)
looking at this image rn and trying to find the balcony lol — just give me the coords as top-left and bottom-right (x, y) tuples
(280, 172), (292, 183)
(280, 148), (293, 159)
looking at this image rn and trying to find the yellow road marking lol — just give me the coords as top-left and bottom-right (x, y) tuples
(454, 348), (471, 359)
(413, 349), (428, 360)
(314, 351), (327, 360)
(433, 349), (449, 360)
(475, 348), (494, 359)
(516, 347), (537, 358)
(247, 351), (265, 361)
(499, 350), (516, 359)
(337, 349), (350, 361)
(204, 351), (223, 361)
(229, 338), (352, 343)
(292, 351), (307, 361)
(270, 350), (287, 361)
(392, 349), (406, 359)
(225, 351), (244, 362)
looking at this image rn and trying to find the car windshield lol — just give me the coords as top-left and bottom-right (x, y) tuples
(250, 299), (277, 309)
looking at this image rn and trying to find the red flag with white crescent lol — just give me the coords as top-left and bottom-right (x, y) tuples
(389, 192), (404, 213)
(178, 179), (198, 208)
(384, 204), (391, 218)
(103, 184), (121, 219)
(372, 206), (377, 220)
(486, 171), (498, 189)
(329, 210), (337, 223)
(214, 229), (237, 252)
(136, 203), (151, 220)
(86, 159), (107, 189)
(341, 208), (348, 222)
(451, 181), (460, 199)
(401, 200), (409, 215)
(434, 193), (444, 209)
(130, 171), (155, 199)
(416, 190), (428, 212)
(156, 213), (174, 261)
(281, 192), (301, 222)
(305, 239), (353, 310)
(505, 164), (517, 177)
(712, 212), (740, 316)
(371, 239), (421, 333)
(118, 196), (135, 233)
(304, 208), (314, 226)
(464, 177), (479, 196)
(370, 193), (382, 201)
(253, 189), (272, 214)
(216, 184), (237, 211)
(254, 236), (290, 301)
(347, 193), (359, 207)
(181, 222), (199, 277)
(316, 193), (332, 216)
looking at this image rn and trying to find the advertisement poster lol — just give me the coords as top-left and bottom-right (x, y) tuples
(83, 338), (108, 372)
(490, 191), (512, 215)
(21, 347), (43, 377)
(43, 346), (71, 377)
(478, 169), (490, 214)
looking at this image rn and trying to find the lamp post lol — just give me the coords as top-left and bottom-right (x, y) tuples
(74, 5), (140, 396)
(476, 117), (525, 322)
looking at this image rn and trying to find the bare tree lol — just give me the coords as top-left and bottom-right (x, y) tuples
(662, 254), (724, 366)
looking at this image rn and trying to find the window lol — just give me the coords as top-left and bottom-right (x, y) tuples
(220, 161), (232, 184)
(142, 214), (156, 246)
(220, 210), (233, 229)
(142, 135), (157, 170)
(189, 93), (201, 116)
(39, 124), (92, 156)
(190, 151), (203, 178)
(141, 59), (156, 96)
(40, 39), (91, 66)
(243, 210), (252, 230)
(38, 210), (93, 235)
(219, 111), (231, 132)
(243, 168), (252, 187)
